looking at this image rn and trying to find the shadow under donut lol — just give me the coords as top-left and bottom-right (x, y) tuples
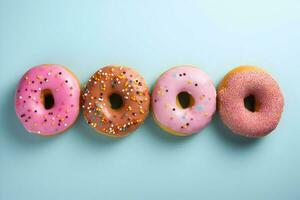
(72, 112), (126, 146)
(143, 114), (199, 144)
(211, 112), (262, 147)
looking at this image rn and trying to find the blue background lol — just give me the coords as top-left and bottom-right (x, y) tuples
(1, 0), (300, 199)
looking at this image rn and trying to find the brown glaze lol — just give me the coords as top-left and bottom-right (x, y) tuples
(82, 65), (150, 137)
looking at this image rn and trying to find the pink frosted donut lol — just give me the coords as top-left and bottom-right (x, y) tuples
(152, 66), (216, 136)
(218, 66), (284, 137)
(15, 64), (80, 136)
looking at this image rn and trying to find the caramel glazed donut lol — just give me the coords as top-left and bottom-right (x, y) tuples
(82, 65), (150, 137)
(218, 65), (284, 137)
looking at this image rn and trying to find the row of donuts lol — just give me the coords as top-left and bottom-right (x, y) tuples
(15, 64), (284, 138)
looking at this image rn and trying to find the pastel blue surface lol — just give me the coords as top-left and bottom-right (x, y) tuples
(1, 0), (300, 199)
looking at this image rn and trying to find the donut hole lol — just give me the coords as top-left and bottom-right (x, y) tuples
(244, 95), (257, 112)
(176, 91), (195, 109)
(109, 93), (123, 110)
(41, 89), (55, 110)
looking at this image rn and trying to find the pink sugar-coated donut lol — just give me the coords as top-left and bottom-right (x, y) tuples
(15, 64), (81, 136)
(152, 66), (216, 136)
(218, 66), (284, 137)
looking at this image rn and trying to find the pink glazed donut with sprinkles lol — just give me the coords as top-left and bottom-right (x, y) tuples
(152, 66), (216, 136)
(15, 64), (81, 136)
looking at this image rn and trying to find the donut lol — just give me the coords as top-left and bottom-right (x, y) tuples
(218, 65), (284, 137)
(81, 65), (150, 137)
(152, 66), (216, 136)
(15, 64), (81, 136)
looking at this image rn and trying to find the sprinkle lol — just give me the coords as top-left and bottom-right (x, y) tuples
(196, 105), (203, 111)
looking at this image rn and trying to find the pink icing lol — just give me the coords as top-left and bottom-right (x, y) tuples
(15, 64), (80, 136)
(218, 71), (284, 137)
(152, 66), (216, 135)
